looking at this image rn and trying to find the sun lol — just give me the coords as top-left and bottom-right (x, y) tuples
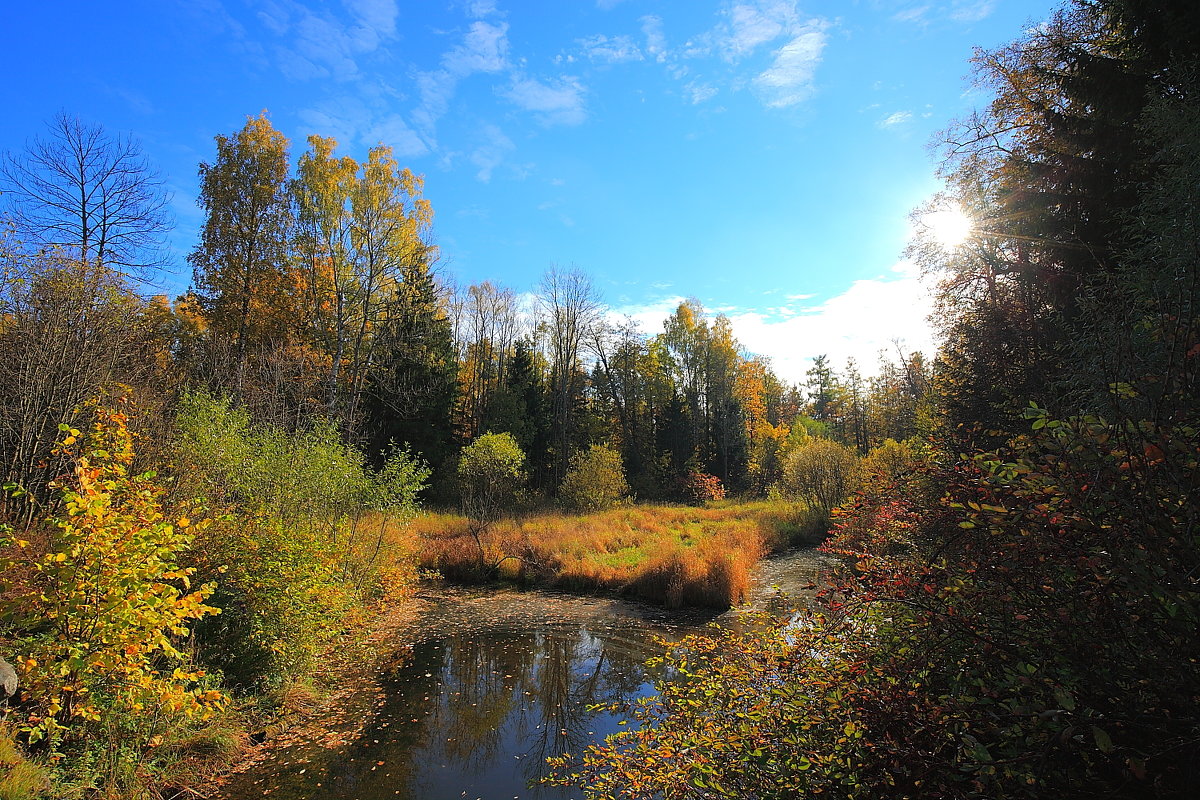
(925, 206), (974, 250)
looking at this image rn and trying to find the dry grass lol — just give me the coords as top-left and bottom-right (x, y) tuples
(0, 723), (50, 800)
(411, 500), (800, 609)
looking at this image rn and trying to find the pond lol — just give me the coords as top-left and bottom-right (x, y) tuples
(214, 548), (829, 800)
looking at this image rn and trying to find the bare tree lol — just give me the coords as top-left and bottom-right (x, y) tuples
(537, 266), (601, 482)
(455, 281), (522, 436)
(0, 246), (158, 513)
(0, 113), (171, 280)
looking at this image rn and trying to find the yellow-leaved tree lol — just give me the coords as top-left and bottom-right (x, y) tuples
(0, 403), (225, 751)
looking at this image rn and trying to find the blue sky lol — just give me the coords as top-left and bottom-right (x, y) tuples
(1, 0), (1055, 382)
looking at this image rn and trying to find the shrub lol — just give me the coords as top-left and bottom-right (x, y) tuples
(457, 432), (526, 524)
(682, 470), (725, 504)
(559, 444), (629, 512)
(777, 438), (859, 517)
(551, 408), (1200, 798)
(172, 391), (427, 688)
(452, 432), (527, 575)
(0, 405), (225, 754)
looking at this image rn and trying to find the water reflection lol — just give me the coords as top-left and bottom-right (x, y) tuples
(216, 549), (831, 800)
(217, 592), (700, 800)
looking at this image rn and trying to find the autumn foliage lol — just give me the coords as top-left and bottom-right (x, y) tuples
(0, 405), (225, 751)
(681, 470), (725, 504)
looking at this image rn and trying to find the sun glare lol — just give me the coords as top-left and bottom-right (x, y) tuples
(926, 206), (974, 250)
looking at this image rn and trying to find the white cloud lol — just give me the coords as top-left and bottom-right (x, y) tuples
(892, 1), (995, 25)
(345, 0), (398, 37)
(878, 110), (913, 128)
(578, 34), (643, 64)
(364, 115), (428, 157)
(298, 98), (429, 157)
(892, 5), (931, 24)
(443, 21), (510, 76)
(950, 0), (996, 22)
(270, 0), (403, 83)
(722, 1), (796, 61)
(751, 21), (827, 108)
(611, 295), (688, 335)
(256, 1), (291, 36)
(596, 0), (629, 9)
(298, 99), (368, 146)
(614, 266), (937, 384)
(685, 81), (718, 104)
(501, 75), (587, 126)
(470, 124), (515, 182)
(292, 12), (367, 79)
(641, 15), (668, 63)
(412, 70), (456, 136)
(467, 0), (499, 18)
(413, 20), (510, 138)
(725, 266), (937, 383)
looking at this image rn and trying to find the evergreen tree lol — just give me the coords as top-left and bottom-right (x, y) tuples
(364, 259), (457, 484)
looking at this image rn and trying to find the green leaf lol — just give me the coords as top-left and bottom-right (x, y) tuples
(1092, 726), (1114, 754)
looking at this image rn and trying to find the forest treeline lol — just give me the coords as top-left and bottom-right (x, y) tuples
(551, 0), (1200, 798)
(0, 111), (927, 513)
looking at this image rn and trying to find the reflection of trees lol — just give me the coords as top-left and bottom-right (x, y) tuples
(290, 641), (444, 800)
(225, 605), (702, 800)
(517, 623), (677, 787)
(438, 628), (533, 766)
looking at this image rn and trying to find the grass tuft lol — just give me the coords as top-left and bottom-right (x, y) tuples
(0, 725), (50, 800)
(414, 500), (800, 608)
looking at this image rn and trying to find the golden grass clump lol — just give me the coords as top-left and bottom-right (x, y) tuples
(0, 724), (50, 800)
(411, 500), (792, 609)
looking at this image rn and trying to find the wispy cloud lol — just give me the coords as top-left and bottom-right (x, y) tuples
(685, 81), (719, 104)
(950, 0), (996, 22)
(751, 21), (828, 108)
(364, 115), (427, 156)
(443, 21), (509, 75)
(466, 0), (499, 18)
(470, 124), (515, 182)
(259, 0), (401, 82)
(298, 96), (429, 157)
(641, 15), (668, 63)
(892, 1), (995, 25)
(878, 110), (913, 128)
(720, 1), (798, 61)
(891, 5), (932, 24)
(634, 2), (829, 110)
(578, 34), (643, 64)
(413, 20), (510, 139)
(501, 75), (587, 126)
(345, 0), (398, 37)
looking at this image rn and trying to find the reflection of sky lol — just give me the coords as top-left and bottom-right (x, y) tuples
(217, 551), (829, 800)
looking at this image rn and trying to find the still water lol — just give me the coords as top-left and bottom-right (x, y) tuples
(215, 549), (828, 800)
